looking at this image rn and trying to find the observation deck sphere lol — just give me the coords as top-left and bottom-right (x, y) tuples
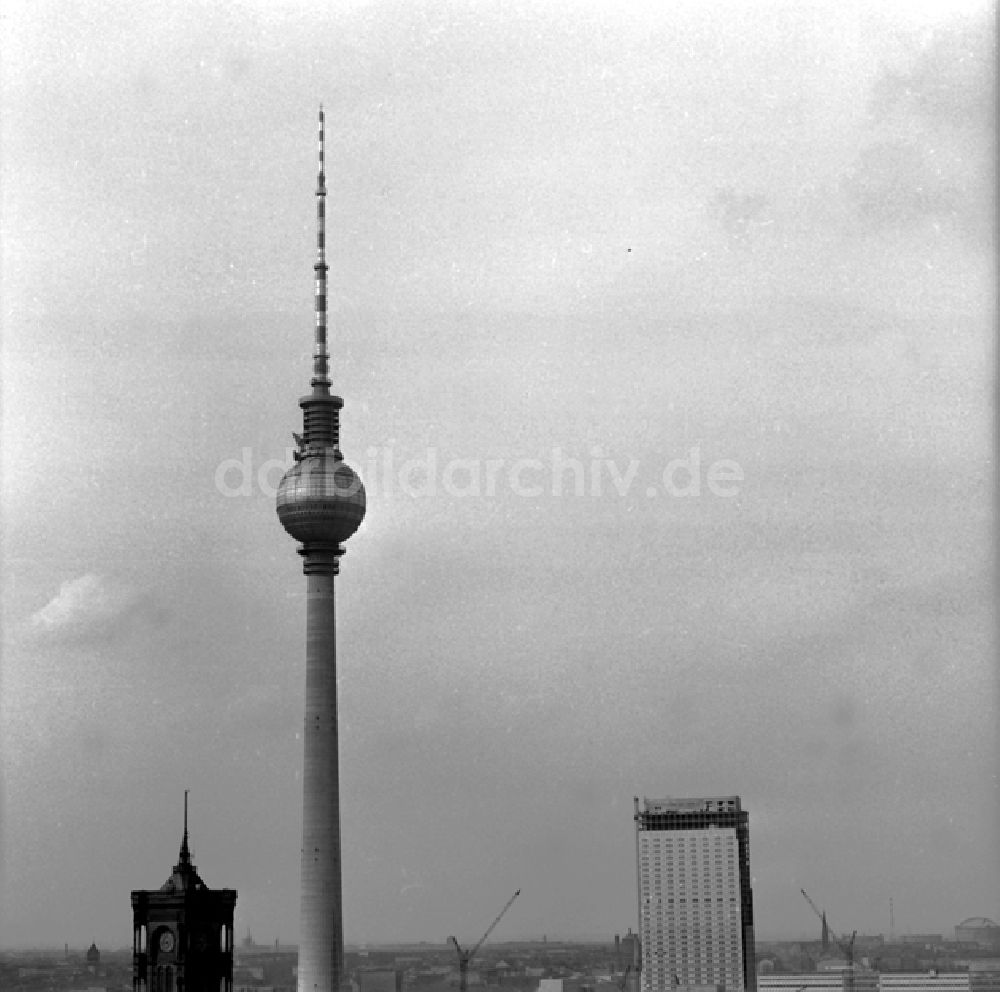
(276, 452), (366, 544)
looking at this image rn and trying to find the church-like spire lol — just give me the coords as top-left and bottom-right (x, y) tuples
(161, 790), (205, 892)
(178, 789), (192, 867)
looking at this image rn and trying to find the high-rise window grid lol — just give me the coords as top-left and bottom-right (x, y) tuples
(635, 797), (756, 992)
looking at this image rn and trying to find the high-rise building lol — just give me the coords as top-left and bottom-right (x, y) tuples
(275, 108), (367, 992)
(634, 796), (756, 992)
(131, 795), (237, 992)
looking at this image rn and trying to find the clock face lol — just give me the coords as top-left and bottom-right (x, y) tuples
(159, 931), (175, 954)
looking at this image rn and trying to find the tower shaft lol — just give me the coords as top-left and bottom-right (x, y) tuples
(299, 569), (343, 992)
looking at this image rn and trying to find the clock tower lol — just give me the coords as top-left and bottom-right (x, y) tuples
(131, 795), (237, 992)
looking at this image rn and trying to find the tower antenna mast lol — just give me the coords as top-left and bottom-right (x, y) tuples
(313, 105), (330, 392)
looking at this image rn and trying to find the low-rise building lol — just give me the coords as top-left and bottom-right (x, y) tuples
(956, 923), (1000, 952)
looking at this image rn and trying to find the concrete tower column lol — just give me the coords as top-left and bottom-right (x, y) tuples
(299, 560), (343, 992)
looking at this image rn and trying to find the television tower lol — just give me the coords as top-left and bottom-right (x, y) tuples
(276, 107), (367, 992)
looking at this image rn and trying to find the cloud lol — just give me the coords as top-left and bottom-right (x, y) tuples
(849, 11), (995, 239)
(869, 13), (995, 130)
(709, 188), (772, 247)
(843, 139), (963, 226)
(28, 573), (166, 643)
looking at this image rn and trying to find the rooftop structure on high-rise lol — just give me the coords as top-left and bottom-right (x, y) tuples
(275, 107), (367, 992)
(634, 795), (756, 992)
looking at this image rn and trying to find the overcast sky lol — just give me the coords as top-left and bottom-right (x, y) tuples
(1, 0), (996, 952)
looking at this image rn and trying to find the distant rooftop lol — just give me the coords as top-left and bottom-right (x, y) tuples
(639, 796), (742, 813)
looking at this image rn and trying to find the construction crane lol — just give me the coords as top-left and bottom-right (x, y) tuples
(449, 889), (520, 992)
(618, 965), (632, 992)
(800, 889), (857, 992)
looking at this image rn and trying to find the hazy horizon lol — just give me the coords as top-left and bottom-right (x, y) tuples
(1, 928), (981, 954)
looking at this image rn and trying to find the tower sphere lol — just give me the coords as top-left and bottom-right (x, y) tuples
(276, 451), (366, 545)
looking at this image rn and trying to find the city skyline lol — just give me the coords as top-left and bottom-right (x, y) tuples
(2, 0), (996, 953)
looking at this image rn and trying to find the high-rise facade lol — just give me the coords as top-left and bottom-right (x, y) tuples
(634, 796), (756, 992)
(276, 109), (367, 992)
